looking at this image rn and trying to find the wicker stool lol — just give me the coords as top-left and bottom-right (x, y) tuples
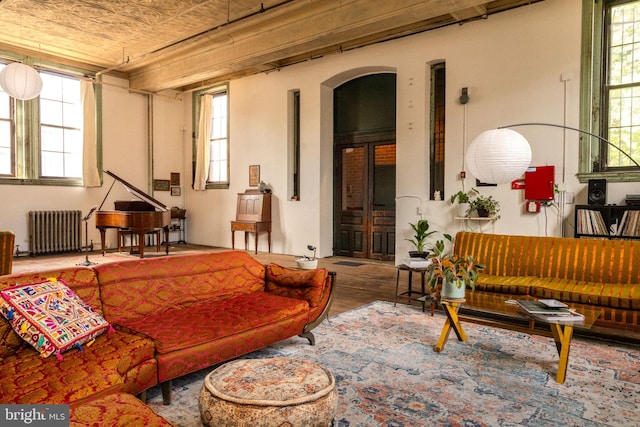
(199, 357), (337, 427)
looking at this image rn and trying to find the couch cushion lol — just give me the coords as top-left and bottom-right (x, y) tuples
(118, 292), (311, 383)
(473, 274), (537, 295)
(0, 330), (156, 404)
(96, 251), (266, 324)
(70, 392), (175, 426)
(266, 264), (329, 307)
(0, 279), (111, 359)
(119, 292), (309, 355)
(530, 277), (640, 309)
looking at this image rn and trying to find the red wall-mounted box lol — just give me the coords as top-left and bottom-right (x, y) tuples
(524, 166), (555, 201)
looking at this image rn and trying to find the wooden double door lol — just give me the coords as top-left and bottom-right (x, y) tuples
(334, 137), (396, 260)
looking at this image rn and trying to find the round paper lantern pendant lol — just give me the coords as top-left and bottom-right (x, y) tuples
(465, 128), (532, 184)
(0, 62), (43, 100)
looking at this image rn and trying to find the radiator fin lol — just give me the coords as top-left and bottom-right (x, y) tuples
(28, 210), (82, 256)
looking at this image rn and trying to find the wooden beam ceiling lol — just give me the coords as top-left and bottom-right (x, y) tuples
(0, 0), (544, 93)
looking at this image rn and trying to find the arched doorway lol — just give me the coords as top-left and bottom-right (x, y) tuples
(333, 73), (396, 260)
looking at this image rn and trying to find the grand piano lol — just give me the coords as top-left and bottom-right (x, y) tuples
(95, 170), (171, 258)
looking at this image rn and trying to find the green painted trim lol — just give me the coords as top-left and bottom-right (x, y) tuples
(579, 0), (640, 183)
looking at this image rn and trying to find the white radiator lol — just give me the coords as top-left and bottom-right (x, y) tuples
(28, 210), (82, 256)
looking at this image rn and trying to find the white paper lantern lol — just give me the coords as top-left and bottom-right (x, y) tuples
(465, 128), (532, 184)
(0, 62), (43, 100)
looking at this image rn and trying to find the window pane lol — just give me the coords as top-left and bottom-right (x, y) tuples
(41, 151), (64, 176)
(41, 99), (63, 126)
(0, 91), (10, 118)
(40, 73), (63, 101)
(0, 118), (11, 175)
(41, 126), (64, 151)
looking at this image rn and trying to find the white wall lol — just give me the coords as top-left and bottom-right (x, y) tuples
(2, 0), (637, 261)
(184, 0), (606, 263)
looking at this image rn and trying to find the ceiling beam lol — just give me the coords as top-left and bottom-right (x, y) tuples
(127, 0), (493, 92)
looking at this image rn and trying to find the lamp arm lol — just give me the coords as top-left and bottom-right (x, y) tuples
(498, 122), (640, 169)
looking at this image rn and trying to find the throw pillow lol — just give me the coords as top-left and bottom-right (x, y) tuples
(0, 279), (112, 360)
(266, 264), (328, 307)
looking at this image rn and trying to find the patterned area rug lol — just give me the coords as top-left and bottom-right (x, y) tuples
(147, 301), (640, 426)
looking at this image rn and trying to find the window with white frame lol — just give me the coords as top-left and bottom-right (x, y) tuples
(208, 91), (228, 184)
(0, 60), (88, 185)
(582, 0), (640, 179)
(193, 85), (229, 189)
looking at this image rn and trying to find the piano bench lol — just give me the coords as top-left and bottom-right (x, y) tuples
(119, 229), (162, 253)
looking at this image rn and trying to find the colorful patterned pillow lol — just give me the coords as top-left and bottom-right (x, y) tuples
(0, 279), (112, 360)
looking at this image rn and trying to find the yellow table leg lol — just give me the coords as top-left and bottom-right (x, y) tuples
(434, 301), (467, 352)
(549, 323), (574, 384)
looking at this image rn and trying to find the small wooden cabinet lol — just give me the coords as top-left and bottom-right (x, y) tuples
(231, 191), (272, 253)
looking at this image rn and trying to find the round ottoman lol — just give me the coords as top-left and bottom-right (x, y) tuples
(199, 357), (337, 427)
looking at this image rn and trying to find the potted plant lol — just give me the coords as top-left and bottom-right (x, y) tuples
(450, 188), (478, 217)
(426, 235), (484, 300)
(406, 219), (437, 258)
(296, 245), (318, 269)
(469, 194), (500, 219)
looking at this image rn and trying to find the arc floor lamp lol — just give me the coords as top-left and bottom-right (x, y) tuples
(465, 122), (640, 185)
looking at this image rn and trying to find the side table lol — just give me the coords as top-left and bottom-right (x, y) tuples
(394, 264), (435, 315)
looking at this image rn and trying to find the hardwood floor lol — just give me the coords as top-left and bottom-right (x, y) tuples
(10, 244), (407, 318)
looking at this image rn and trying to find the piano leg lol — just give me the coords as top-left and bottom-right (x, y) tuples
(136, 231), (145, 258)
(99, 229), (107, 256)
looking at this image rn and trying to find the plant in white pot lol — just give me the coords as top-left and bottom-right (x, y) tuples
(426, 235), (484, 300)
(296, 245), (318, 269)
(450, 188), (478, 217)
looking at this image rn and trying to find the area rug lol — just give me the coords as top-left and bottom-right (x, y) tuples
(147, 301), (640, 427)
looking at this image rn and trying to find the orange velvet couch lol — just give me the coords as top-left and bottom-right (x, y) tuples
(453, 232), (640, 337)
(0, 250), (335, 424)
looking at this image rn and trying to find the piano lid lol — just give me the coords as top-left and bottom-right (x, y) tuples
(102, 170), (168, 212)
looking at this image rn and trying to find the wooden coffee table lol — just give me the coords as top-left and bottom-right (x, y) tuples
(432, 292), (601, 384)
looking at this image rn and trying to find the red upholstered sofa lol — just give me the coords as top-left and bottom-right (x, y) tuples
(0, 250), (335, 424)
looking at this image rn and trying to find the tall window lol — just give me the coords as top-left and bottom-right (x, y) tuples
(288, 89), (301, 200)
(430, 62), (445, 199)
(0, 60), (87, 185)
(604, 1), (640, 169)
(208, 91), (228, 184)
(582, 0), (640, 180)
(40, 72), (82, 178)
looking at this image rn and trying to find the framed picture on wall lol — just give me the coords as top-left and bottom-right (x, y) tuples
(153, 179), (170, 191)
(171, 186), (181, 196)
(249, 165), (260, 187)
(170, 172), (180, 186)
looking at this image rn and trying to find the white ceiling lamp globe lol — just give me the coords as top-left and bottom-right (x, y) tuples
(465, 128), (532, 184)
(0, 62), (43, 100)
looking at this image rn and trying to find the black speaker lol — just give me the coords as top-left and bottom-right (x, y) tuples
(588, 179), (607, 205)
